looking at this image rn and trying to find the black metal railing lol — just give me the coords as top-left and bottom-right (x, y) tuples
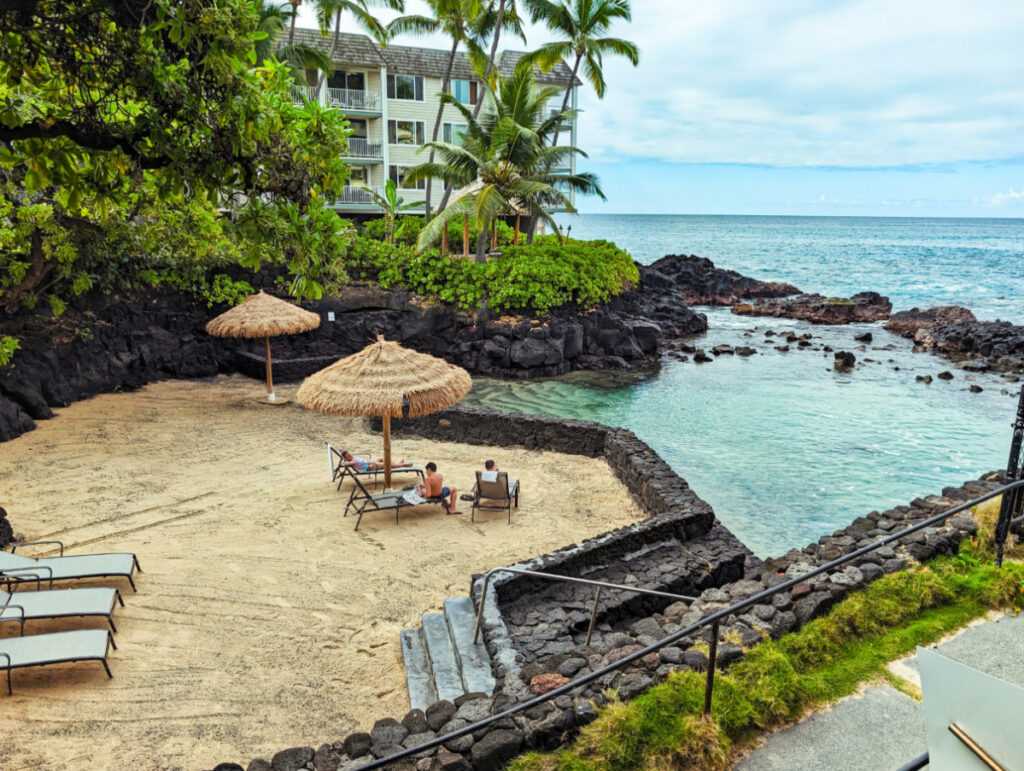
(355, 477), (1024, 770)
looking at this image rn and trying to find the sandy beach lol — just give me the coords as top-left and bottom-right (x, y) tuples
(0, 375), (643, 771)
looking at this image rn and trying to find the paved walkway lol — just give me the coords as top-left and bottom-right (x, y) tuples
(733, 612), (1024, 770)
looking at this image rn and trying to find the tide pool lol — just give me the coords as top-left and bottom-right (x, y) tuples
(463, 309), (1020, 557)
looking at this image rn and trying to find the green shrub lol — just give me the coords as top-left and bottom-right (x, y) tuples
(0, 335), (19, 366)
(361, 216), (425, 246)
(139, 270), (253, 308)
(345, 235), (638, 314)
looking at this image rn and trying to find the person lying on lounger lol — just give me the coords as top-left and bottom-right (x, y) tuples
(416, 462), (461, 515)
(340, 451), (413, 473)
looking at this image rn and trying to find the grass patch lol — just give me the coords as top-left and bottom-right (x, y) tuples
(512, 498), (1024, 771)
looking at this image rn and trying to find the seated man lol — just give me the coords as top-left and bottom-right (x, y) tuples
(416, 462), (461, 515)
(341, 451), (412, 473)
(475, 459), (500, 489)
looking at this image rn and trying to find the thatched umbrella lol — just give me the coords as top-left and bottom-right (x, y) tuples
(296, 335), (472, 488)
(206, 290), (321, 402)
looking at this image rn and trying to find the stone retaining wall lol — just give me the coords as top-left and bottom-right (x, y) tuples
(222, 468), (1003, 771)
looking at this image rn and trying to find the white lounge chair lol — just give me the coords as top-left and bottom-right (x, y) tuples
(0, 628), (116, 695)
(1, 540), (142, 591)
(1, 579), (124, 633)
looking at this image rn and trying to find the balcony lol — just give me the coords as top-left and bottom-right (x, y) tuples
(291, 86), (320, 105)
(327, 88), (381, 113)
(345, 138), (384, 161)
(547, 108), (573, 126)
(335, 186), (384, 206)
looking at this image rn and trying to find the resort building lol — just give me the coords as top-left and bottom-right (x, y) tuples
(288, 30), (581, 219)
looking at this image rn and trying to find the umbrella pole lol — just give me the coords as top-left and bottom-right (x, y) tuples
(264, 336), (275, 402)
(382, 413), (392, 489)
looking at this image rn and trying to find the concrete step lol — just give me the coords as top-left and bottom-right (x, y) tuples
(400, 628), (438, 712)
(421, 612), (464, 704)
(444, 597), (496, 696)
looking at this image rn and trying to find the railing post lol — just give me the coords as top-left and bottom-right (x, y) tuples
(703, 619), (721, 717)
(585, 587), (602, 645)
(995, 388), (1024, 566)
(472, 572), (493, 644)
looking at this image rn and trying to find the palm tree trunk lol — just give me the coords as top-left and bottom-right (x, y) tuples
(288, 0), (300, 45)
(491, 220), (497, 250)
(463, 218), (469, 257)
(442, 223), (449, 254)
(550, 51), (583, 150)
(514, 215), (520, 245)
(426, 39), (460, 224)
(475, 229), (489, 263)
(438, 0), (507, 214)
(315, 9), (344, 92)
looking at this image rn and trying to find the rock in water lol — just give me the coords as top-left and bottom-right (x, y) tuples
(642, 254), (800, 305)
(884, 306), (977, 338)
(732, 292), (892, 324)
(834, 351), (856, 372)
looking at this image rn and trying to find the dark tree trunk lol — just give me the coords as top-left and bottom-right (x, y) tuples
(425, 39), (460, 224)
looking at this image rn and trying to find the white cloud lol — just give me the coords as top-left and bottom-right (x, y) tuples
(297, 0), (1024, 169)
(982, 187), (1024, 206)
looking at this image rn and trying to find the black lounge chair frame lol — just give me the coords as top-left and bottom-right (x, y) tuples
(471, 471), (520, 525)
(1, 630), (117, 695)
(6, 540), (143, 591)
(348, 474), (449, 530)
(327, 444), (426, 515)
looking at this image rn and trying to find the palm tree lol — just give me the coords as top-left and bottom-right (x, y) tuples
(253, 0), (332, 83)
(387, 0), (489, 223)
(520, 0), (639, 145)
(410, 67), (603, 262)
(313, 0), (405, 72)
(362, 179), (420, 243)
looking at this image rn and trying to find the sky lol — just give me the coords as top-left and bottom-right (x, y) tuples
(296, 0), (1024, 217)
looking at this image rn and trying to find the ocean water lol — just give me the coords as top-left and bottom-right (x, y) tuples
(466, 215), (1024, 557)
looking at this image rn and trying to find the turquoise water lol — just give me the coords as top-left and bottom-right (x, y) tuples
(471, 216), (1024, 557)
(556, 214), (1024, 324)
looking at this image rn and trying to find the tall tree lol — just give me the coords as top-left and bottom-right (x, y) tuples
(0, 0), (352, 312)
(520, 0), (638, 146)
(313, 0), (404, 86)
(410, 67), (603, 262)
(254, 0), (332, 80)
(387, 0), (488, 223)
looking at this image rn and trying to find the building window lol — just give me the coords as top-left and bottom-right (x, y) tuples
(348, 119), (368, 140)
(443, 122), (467, 147)
(388, 120), (425, 145)
(452, 79), (477, 105)
(347, 167), (369, 185)
(387, 74), (424, 101)
(388, 165), (426, 190)
(328, 70), (366, 91)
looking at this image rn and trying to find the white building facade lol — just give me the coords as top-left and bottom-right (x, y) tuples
(289, 30), (580, 218)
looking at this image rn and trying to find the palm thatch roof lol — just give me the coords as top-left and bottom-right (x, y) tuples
(205, 291), (321, 339)
(297, 335), (472, 418)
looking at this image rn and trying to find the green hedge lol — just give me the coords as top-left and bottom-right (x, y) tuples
(346, 234), (639, 314)
(359, 215), (516, 248)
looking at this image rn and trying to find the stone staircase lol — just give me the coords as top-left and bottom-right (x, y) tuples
(400, 597), (496, 711)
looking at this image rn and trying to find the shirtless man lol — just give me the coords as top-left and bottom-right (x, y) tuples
(341, 451), (412, 473)
(416, 462), (461, 515)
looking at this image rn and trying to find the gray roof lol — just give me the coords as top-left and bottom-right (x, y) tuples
(285, 29), (580, 87)
(287, 29), (387, 68)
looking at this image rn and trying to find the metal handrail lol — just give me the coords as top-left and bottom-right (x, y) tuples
(472, 567), (698, 646)
(355, 478), (1024, 770)
(897, 753), (930, 770)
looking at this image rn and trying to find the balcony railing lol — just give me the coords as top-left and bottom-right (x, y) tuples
(336, 186), (384, 205)
(291, 86), (320, 104)
(547, 108), (573, 125)
(345, 138), (383, 159)
(327, 88), (381, 112)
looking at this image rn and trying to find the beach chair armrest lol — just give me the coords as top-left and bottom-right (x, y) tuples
(0, 565), (53, 582)
(10, 539), (64, 556)
(0, 652), (9, 695)
(0, 573), (45, 591)
(0, 602), (26, 635)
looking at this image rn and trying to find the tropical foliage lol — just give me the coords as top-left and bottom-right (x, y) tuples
(0, 0), (353, 316)
(410, 67), (604, 261)
(361, 179), (420, 243)
(347, 235), (638, 313)
(253, 0), (332, 78)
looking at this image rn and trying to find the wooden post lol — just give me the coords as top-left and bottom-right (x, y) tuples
(442, 223), (449, 255)
(382, 413), (392, 490)
(491, 220), (497, 251)
(264, 336), (274, 401)
(514, 215), (520, 245)
(463, 219), (469, 257)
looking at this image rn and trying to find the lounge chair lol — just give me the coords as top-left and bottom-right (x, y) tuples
(1, 578), (124, 633)
(327, 444), (426, 515)
(471, 470), (520, 524)
(0, 628), (116, 695)
(349, 474), (449, 530)
(1, 541), (142, 591)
